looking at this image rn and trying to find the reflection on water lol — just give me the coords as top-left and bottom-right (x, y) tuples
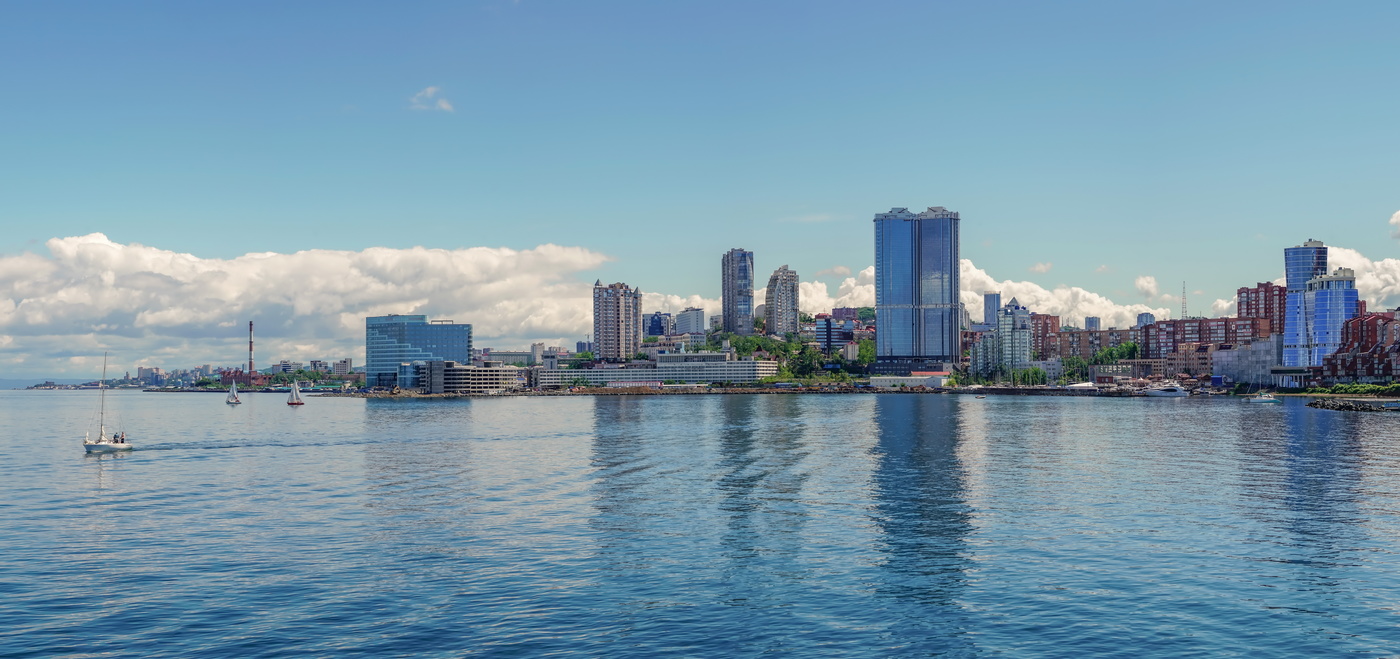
(868, 395), (974, 653)
(5, 392), (1400, 657)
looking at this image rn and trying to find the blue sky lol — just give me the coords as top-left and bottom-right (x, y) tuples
(2, 1), (1400, 375)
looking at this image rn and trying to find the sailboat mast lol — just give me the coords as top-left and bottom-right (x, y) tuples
(99, 352), (108, 436)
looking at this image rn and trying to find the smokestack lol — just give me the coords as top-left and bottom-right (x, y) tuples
(248, 321), (255, 374)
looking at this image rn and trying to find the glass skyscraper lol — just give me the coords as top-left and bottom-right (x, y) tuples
(365, 314), (473, 387)
(873, 206), (961, 373)
(1282, 239), (1328, 367)
(721, 248), (754, 335)
(1304, 268), (1359, 366)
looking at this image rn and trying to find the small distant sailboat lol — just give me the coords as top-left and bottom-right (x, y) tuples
(226, 381), (242, 405)
(287, 381), (305, 406)
(83, 353), (133, 453)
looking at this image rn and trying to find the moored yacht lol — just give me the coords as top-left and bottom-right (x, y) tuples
(1144, 382), (1190, 397)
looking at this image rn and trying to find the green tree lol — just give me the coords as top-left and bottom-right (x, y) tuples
(857, 307), (875, 321)
(1061, 356), (1090, 383)
(791, 346), (823, 377)
(575, 351), (595, 362)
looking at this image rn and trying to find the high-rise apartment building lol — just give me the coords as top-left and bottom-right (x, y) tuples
(365, 315), (473, 387)
(721, 248), (755, 335)
(970, 298), (1032, 378)
(873, 206), (961, 373)
(593, 281), (643, 362)
(1030, 313), (1061, 360)
(1283, 239), (1328, 366)
(675, 307), (707, 335)
(1084, 316), (1101, 331)
(1237, 282), (1287, 340)
(1135, 312), (1156, 329)
(1304, 267), (1359, 365)
(764, 265), (800, 336)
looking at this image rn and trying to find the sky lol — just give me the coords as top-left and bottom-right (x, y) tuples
(2, 1), (1400, 378)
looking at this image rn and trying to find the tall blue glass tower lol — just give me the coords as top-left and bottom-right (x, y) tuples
(873, 206), (961, 374)
(365, 314), (473, 387)
(1282, 239), (1327, 367)
(721, 248), (755, 336)
(1304, 268), (1359, 366)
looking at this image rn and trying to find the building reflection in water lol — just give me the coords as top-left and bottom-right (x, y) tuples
(868, 395), (975, 650)
(713, 395), (811, 567)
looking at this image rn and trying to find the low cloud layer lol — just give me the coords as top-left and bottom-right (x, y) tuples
(6, 234), (1400, 377)
(0, 234), (608, 375)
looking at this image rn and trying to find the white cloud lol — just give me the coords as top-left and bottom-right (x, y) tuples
(815, 265), (852, 278)
(1029, 262), (1053, 274)
(961, 261), (1168, 329)
(1135, 275), (1159, 298)
(1326, 246), (1400, 310)
(1, 234), (610, 376)
(798, 261), (1169, 328)
(1094, 265), (1110, 274)
(409, 86), (454, 112)
(1390, 210), (1400, 239)
(1212, 298), (1237, 316)
(800, 266), (875, 314)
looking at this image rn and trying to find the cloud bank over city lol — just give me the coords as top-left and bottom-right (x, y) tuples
(5, 234), (1400, 377)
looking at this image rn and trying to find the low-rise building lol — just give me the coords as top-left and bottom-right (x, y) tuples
(536, 351), (778, 387)
(1212, 335), (1283, 386)
(1320, 314), (1400, 384)
(416, 360), (523, 394)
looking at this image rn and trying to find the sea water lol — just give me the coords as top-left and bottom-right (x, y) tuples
(2, 390), (1399, 657)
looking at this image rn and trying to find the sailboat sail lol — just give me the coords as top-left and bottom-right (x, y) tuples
(227, 381), (241, 405)
(287, 381), (305, 406)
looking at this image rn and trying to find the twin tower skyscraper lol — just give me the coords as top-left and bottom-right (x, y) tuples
(721, 248), (799, 337)
(871, 206), (962, 375)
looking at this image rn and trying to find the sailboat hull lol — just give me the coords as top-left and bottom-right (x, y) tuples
(83, 441), (133, 453)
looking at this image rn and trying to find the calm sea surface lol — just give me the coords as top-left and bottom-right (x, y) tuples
(3, 390), (1400, 657)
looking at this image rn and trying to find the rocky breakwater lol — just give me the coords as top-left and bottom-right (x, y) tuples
(1307, 398), (1383, 412)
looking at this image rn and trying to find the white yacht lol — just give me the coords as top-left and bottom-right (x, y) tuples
(1244, 392), (1281, 403)
(1143, 382), (1190, 397)
(226, 381), (242, 405)
(83, 353), (133, 453)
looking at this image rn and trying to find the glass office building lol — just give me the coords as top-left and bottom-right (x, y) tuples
(873, 206), (961, 373)
(365, 314), (473, 387)
(1304, 268), (1359, 366)
(721, 248), (755, 335)
(1282, 239), (1328, 367)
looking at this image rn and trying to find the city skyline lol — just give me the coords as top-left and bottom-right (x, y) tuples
(3, 227), (1400, 378)
(2, 2), (1400, 377)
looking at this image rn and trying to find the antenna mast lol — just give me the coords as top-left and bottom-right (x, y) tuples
(1181, 281), (1187, 319)
(248, 321), (255, 374)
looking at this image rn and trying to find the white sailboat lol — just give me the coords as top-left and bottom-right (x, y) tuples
(287, 380), (305, 406)
(83, 353), (133, 453)
(226, 381), (242, 405)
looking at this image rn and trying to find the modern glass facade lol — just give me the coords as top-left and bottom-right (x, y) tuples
(874, 206), (961, 372)
(365, 315), (473, 387)
(982, 292), (1001, 326)
(721, 248), (754, 335)
(1304, 268), (1359, 366)
(1282, 240), (1327, 367)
